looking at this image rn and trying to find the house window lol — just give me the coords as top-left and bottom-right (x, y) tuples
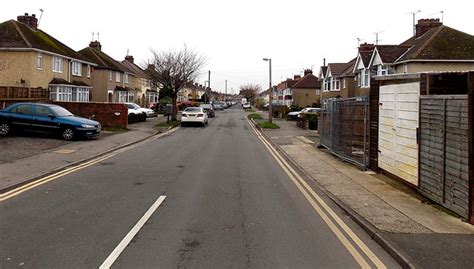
(124, 73), (129, 84)
(360, 68), (370, 87)
(403, 64), (408, 74)
(73, 88), (89, 102)
(343, 78), (346, 89)
(109, 70), (113, 81)
(116, 91), (133, 102)
(36, 53), (43, 69)
(52, 56), (63, 73)
(50, 86), (72, 101)
(72, 62), (82, 76)
(378, 65), (389, 76)
(115, 72), (121, 82)
(87, 65), (91, 78)
(357, 73), (361, 87)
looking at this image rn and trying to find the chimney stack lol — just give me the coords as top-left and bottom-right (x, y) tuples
(304, 69), (313, 76)
(125, 55), (134, 63)
(415, 18), (442, 38)
(294, 75), (302, 80)
(17, 13), (38, 29)
(358, 42), (375, 53)
(89, 41), (102, 51)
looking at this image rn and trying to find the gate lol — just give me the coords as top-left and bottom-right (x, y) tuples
(419, 95), (470, 218)
(320, 97), (369, 168)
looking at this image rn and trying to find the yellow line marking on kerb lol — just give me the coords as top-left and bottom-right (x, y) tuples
(247, 119), (386, 269)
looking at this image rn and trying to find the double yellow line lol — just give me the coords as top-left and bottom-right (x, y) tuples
(247, 119), (386, 269)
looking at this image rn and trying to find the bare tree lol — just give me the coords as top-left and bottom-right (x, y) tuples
(146, 46), (206, 120)
(239, 84), (261, 103)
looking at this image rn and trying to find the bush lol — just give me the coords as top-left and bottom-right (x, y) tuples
(302, 113), (318, 130)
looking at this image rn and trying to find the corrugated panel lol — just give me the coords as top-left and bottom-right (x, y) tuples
(419, 95), (469, 218)
(378, 82), (419, 185)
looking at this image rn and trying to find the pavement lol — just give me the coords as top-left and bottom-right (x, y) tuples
(252, 112), (474, 268)
(2, 109), (474, 268)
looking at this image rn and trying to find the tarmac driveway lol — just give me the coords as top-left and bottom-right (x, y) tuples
(0, 134), (72, 165)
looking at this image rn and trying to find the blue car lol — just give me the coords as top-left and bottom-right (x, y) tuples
(0, 103), (101, 140)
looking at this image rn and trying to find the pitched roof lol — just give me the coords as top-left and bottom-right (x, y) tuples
(375, 45), (411, 64)
(360, 50), (373, 67)
(320, 66), (328, 77)
(78, 47), (125, 72)
(341, 58), (357, 77)
(397, 25), (474, 62)
(328, 63), (351, 77)
(0, 19), (92, 63)
(292, 73), (320, 89)
(121, 60), (147, 77)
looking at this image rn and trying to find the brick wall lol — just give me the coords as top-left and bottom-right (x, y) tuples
(53, 102), (128, 129)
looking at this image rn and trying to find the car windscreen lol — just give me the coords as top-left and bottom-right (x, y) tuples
(50, 106), (73, 117)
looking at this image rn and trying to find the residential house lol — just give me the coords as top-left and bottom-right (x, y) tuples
(0, 13), (96, 102)
(78, 41), (135, 103)
(289, 69), (321, 107)
(369, 19), (474, 75)
(352, 43), (376, 97)
(320, 62), (353, 105)
(177, 83), (207, 102)
(121, 55), (158, 106)
(276, 75), (301, 106)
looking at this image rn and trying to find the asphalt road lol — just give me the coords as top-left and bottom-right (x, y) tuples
(0, 106), (399, 268)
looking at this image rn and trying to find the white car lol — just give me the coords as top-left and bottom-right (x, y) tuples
(125, 102), (157, 118)
(288, 107), (320, 119)
(242, 102), (251, 109)
(127, 108), (146, 123)
(181, 107), (208, 127)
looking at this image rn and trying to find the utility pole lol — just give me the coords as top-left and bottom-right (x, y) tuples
(207, 71), (211, 103)
(263, 58), (272, 124)
(410, 10), (421, 36)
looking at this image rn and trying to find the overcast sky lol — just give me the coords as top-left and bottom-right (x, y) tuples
(3, 0), (473, 94)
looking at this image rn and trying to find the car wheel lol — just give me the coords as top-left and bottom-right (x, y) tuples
(0, 122), (11, 136)
(62, 127), (75, 140)
(181, 122), (186, 127)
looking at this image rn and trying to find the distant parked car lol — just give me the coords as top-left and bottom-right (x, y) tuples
(199, 104), (215, 118)
(0, 103), (101, 140)
(125, 103), (157, 118)
(212, 102), (225, 110)
(287, 107), (320, 120)
(181, 107), (208, 127)
(242, 103), (251, 109)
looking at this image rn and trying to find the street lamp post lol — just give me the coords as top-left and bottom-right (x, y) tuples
(263, 58), (272, 123)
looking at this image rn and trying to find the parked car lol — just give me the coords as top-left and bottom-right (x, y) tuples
(242, 102), (251, 109)
(212, 102), (225, 110)
(181, 107), (208, 127)
(287, 107), (320, 120)
(199, 104), (215, 118)
(0, 103), (101, 140)
(127, 107), (146, 123)
(125, 102), (157, 118)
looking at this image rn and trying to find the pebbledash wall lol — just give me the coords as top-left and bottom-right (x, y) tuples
(53, 102), (128, 129)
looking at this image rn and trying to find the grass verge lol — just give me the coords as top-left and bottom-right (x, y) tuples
(245, 109), (256, 112)
(247, 113), (263, 120)
(257, 122), (279, 129)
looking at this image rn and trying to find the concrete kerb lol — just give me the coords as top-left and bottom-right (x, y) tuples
(0, 123), (181, 194)
(249, 118), (415, 269)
